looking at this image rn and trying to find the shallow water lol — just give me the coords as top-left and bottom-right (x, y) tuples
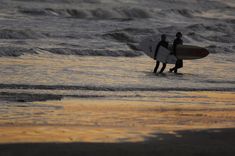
(0, 91), (235, 143)
(0, 53), (234, 94)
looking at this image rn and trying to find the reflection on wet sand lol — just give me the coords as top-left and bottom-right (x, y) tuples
(0, 91), (234, 143)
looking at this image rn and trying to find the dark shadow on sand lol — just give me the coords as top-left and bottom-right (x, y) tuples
(1, 128), (235, 156)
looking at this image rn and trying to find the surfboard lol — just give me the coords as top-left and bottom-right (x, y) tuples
(156, 46), (177, 64)
(139, 36), (176, 64)
(173, 45), (209, 60)
(139, 36), (209, 60)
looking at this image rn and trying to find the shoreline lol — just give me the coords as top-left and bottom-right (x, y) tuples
(0, 91), (235, 143)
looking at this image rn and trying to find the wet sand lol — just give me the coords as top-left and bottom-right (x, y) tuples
(1, 128), (235, 156)
(0, 91), (235, 155)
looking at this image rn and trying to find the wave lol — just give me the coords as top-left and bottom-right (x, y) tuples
(0, 84), (234, 92)
(19, 7), (150, 20)
(206, 35), (234, 43)
(103, 28), (155, 49)
(203, 1), (229, 9)
(0, 47), (37, 57)
(205, 45), (233, 54)
(161, 9), (199, 18)
(0, 46), (143, 57)
(225, 19), (235, 24)
(43, 48), (143, 57)
(118, 28), (155, 35)
(0, 29), (46, 39)
(104, 28), (154, 41)
(186, 24), (211, 31)
(15, 0), (100, 3)
(160, 23), (233, 37)
(186, 23), (235, 33)
(103, 32), (135, 43)
(186, 33), (234, 46)
(19, 8), (56, 16)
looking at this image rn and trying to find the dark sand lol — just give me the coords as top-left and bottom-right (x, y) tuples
(1, 128), (235, 156)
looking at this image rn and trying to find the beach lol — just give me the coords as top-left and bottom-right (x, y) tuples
(0, 0), (235, 155)
(1, 91), (235, 155)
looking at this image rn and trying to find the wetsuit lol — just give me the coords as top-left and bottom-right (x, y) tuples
(153, 40), (169, 73)
(170, 38), (183, 73)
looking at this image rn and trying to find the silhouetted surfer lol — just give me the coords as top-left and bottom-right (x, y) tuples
(170, 32), (183, 73)
(153, 34), (169, 73)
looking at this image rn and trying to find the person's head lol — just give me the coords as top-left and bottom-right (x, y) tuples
(176, 32), (182, 38)
(161, 34), (166, 41)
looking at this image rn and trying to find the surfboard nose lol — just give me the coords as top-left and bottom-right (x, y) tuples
(196, 47), (210, 58)
(203, 48), (210, 57)
(176, 45), (210, 60)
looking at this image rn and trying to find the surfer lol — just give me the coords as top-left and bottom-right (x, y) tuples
(153, 34), (169, 73)
(169, 32), (183, 73)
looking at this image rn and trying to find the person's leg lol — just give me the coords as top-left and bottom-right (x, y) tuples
(174, 60), (183, 73)
(169, 65), (176, 72)
(177, 60), (183, 69)
(174, 68), (178, 73)
(154, 61), (160, 73)
(159, 63), (166, 73)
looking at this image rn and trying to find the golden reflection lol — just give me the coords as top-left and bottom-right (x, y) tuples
(0, 91), (235, 143)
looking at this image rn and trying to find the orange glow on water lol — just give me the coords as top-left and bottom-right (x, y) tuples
(0, 91), (234, 143)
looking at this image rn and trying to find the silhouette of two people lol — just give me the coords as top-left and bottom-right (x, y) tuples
(154, 32), (183, 74)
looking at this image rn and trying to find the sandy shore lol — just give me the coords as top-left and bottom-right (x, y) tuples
(0, 91), (235, 155)
(1, 128), (235, 156)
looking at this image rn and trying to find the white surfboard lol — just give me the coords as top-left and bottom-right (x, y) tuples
(139, 36), (176, 64)
(157, 46), (177, 64)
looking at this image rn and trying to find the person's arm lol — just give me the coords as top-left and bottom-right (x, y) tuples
(154, 42), (161, 59)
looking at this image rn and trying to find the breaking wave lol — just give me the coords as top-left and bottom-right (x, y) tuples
(0, 29), (46, 39)
(159, 9), (200, 18)
(103, 32), (135, 43)
(43, 48), (143, 57)
(1, 0), (234, 56)
(15, 0), (100, 3)
(0, 47), (143, 57)
(19, 7), (150, 20)
(103, 28), (154, 42)
(0, 47), (37, 57)
(205, 45), (233, 54)
(186, 23), (234, 32)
